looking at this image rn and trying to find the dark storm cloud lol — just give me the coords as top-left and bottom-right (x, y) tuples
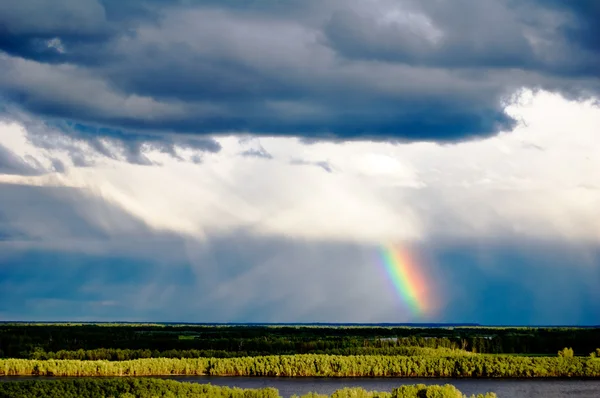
(0, 0), (599, 143)
(536, 0), (600, 53)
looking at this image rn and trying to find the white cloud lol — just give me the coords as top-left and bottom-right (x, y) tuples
(46, 37), (66, 53)
(0, 89), (599, 245)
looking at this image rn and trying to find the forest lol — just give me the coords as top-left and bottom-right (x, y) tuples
(0, 323), (599, 398)
(2, 324), (600, 358)
(0, 378), (496, 398)
(1, 354), (600, 377)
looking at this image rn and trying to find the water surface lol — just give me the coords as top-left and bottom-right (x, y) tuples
(167, 376), (600, 398)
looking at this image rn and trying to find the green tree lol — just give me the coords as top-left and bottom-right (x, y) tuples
(558, 347), (574, 358)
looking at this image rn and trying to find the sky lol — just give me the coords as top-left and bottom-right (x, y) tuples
(0, 0), (599, 325)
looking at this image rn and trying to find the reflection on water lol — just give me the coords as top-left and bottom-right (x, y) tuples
(3, 376), (600, 398)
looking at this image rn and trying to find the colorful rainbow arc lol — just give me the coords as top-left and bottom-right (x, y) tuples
(379, 246), (430, 316)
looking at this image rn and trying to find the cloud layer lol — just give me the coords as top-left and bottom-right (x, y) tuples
(1, 0), (599, 324)
(1, 0), (599, 143)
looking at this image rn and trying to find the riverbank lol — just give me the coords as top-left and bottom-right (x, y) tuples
(5, 375), (600, 398)
(1, 355), (599, 378)
(0, 378), (497, 398)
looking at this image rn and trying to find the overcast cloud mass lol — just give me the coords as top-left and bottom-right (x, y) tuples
(0, 0), (599, 324)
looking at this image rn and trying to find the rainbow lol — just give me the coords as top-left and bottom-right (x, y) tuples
(378, 246), (431, 316)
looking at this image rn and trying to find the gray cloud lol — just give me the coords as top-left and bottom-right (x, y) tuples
(51, 158), (66, 173)
(16, 117), (222, 166)
(239, 138), (274, 159)
(322, 0), (600, 77)
(0, 144), (42, 175)
(241, 148), (273, 159)
(290, 158), (334, 173)
(0, 0), (598, 144)
(323, 0), (535, 69)
(0, 0), (106, 36)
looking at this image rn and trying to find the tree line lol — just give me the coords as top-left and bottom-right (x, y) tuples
(25, 346), (474, 361)
(2, 324), (600, 357)
(1, 354), (599, 377)
(0, 379), (496, 398)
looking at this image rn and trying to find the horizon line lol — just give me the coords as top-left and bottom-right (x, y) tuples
(1, 321), (599, 328)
